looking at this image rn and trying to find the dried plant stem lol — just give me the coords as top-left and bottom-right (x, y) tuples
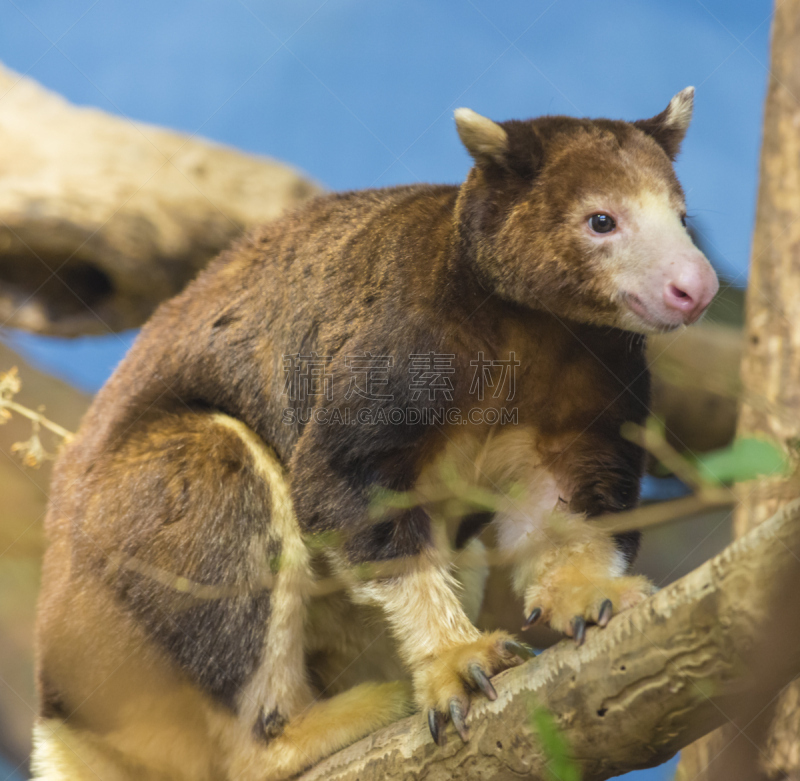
(1, 397), (75, 442)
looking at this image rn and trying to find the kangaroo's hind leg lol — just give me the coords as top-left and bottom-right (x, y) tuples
(33, 411), (411, 781)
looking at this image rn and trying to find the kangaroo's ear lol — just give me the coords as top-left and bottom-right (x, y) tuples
(634, 86), (694, 161)
(455, 108), (509, 167)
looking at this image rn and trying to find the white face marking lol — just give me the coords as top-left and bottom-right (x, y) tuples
(584, 189), (719, 333)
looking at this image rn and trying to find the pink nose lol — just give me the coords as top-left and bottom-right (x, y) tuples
(663, 261), (719, 324)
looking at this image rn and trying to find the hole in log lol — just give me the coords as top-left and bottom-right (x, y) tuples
(597, 708), (607, 717)
(0, 254), (114, 320)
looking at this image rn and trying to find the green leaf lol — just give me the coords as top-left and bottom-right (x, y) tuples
(693, 437), (790, 485)
(529, 703), (581, 781)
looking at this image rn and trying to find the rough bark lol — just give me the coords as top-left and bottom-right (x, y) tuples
(676, 2), (800, 779)
(0, 64), (320, 336)
(733, 0), (800, 535)
(292, 500), (800, 781)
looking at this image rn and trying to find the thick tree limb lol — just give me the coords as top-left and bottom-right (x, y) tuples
(678, 1), (800, 777)
(0, 64), (320, 336)
(298, 498), (800, 781)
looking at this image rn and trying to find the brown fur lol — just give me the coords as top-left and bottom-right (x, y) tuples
(34, 91), (711, 779)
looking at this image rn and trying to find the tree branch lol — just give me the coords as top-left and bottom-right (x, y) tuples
(298, 498), (800, 781)
(0, 63), (320, 336)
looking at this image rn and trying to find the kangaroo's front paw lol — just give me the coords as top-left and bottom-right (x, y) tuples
(415, 631), (533, 745)
(523, 566), (654, 644)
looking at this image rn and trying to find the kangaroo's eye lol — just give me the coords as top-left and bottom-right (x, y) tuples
(588, 213), (616, 234)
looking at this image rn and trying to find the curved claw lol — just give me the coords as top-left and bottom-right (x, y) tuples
(469, 664), (497, 701)
(428, 708), (446, 746)
(504, 639), (535, 660)
(449, 698), (469, 743)
(572, 616), (586, 646)
(598, 599), (613, 627)
(522, 607), (542, 630)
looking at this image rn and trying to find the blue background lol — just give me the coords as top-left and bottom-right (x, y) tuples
(0, 1), (773, 777)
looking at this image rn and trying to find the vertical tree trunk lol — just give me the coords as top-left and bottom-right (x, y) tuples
(677, 1), (800, 779)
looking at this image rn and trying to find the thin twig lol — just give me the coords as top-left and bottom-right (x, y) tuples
(2, 398), (75, 442)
